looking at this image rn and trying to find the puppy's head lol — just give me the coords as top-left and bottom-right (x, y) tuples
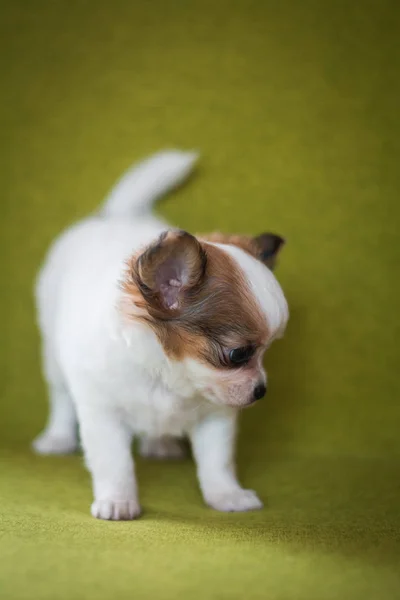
(123, 230), (288, 408)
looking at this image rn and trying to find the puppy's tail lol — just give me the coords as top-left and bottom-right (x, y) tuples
(100, 150), (199, 218)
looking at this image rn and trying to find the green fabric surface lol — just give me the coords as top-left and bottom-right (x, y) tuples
(2, 1), (400, 598)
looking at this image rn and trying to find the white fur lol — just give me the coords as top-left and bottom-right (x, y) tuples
(219, 244), (289, 338)
(101, 149), (199, 218)
(33, 150), (288, 519)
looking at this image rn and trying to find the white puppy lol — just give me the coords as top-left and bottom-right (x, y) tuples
(33, 151), (288, 520)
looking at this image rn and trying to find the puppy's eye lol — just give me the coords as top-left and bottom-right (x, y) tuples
(228, 346), (256, 366)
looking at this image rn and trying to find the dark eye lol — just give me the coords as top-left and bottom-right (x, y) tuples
(228, 345), (256, 366)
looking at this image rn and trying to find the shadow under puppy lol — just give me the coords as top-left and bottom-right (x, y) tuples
(33, 151), (289, 520)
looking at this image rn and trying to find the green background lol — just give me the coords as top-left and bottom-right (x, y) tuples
(1, 1), (399, 598)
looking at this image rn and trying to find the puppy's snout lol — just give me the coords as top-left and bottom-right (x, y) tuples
(253, 383), (267, 402)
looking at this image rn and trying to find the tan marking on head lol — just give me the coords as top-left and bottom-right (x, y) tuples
(120, 232), (268, 366)
(199, 232), (285, 270)
(199, 233), (259, 257)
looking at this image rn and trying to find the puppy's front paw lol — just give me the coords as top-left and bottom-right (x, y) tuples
(205, 489), (263, 512)
(91, 499), (141, 521)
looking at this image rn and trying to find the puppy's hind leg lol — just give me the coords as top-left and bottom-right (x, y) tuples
(139, 435), (187, 460)
(33, 343), (78, 455)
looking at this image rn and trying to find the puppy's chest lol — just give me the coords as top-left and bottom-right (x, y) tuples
(120, 379), (202, 437)
(105, 331), (206, 436)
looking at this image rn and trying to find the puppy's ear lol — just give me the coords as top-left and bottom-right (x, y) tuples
(197, 232), (285, 270)
(253, 233), (285, 270)
(135, 230), (207, 315)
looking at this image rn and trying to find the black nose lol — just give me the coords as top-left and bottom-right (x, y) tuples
(253, 383), (267, 401)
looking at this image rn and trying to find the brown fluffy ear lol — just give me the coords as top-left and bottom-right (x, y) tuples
(253, 233), (285, 270)
(134, 230), (207, 315)
(198, 231), (285, 270)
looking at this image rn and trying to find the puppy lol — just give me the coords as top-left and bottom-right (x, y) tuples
(33, 151), (288, 520)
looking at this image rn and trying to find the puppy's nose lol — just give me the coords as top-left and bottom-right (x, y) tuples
(253, 383), (267, 401)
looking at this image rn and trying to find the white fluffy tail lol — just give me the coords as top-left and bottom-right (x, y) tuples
(100, 150), (199, 218)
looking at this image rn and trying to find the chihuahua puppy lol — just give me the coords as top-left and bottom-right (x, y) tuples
(33, 151), (288, 520)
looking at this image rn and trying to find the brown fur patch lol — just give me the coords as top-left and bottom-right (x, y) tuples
(199, 232), (284, 270)
(135, 231), (207, 314)
(121, 236), (268, 367)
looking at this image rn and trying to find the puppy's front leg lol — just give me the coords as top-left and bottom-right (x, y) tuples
(190, 411), (263, 512)
(77, 403), (140, 520)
